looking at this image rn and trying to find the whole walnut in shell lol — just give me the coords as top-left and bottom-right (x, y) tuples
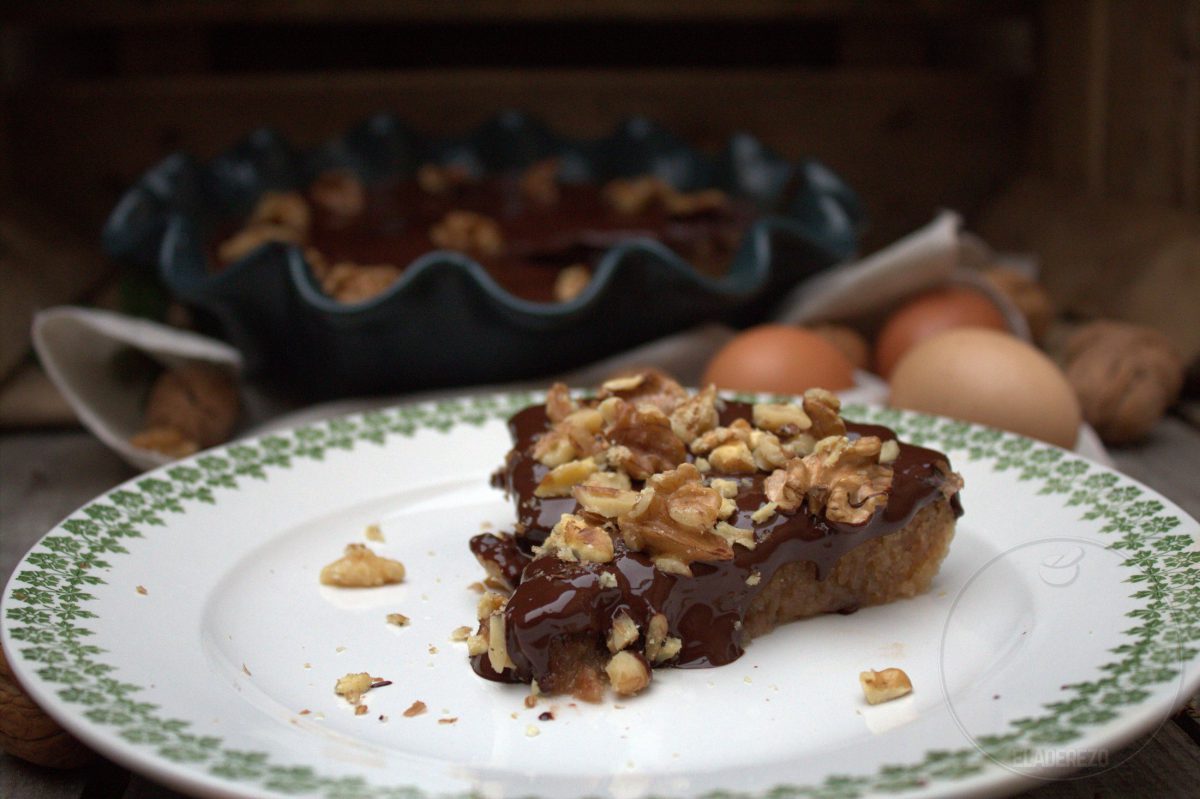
(1, 643), (95, 768)
(983, 266), (1056, 342)
(1063, 321), (1183, 444)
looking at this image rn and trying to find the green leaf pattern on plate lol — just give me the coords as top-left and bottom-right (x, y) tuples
(5, 395), (1197, 798)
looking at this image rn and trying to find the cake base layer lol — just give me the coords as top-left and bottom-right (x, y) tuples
(743, 499), (957, 642)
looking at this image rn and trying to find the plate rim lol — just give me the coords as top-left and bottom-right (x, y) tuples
(4, 391), (1198, 799)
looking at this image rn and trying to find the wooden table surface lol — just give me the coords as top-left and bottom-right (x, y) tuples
(3, 417), (1199, 798)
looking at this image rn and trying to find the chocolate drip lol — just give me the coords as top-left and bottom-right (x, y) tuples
(472, 401), (961, 685)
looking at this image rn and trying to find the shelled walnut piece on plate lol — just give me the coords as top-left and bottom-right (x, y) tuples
(467, 371), (964, 701)
(320, 544), (406, 587)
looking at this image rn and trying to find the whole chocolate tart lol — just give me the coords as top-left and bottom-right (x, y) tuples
(466, 370), (964, 701)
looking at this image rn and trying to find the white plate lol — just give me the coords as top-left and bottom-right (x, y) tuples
(4, 393), (1198, 799)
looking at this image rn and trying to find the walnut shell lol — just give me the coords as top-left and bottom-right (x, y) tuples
(0, 643), (96, 768)
(143, 364), (240, 450)
(1063, 320), (1184, 444)
(982, 266), (1056, 343)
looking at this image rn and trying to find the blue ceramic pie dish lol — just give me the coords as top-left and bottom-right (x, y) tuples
(103, 111), (863, 399)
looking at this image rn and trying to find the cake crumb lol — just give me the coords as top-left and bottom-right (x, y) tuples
(525, 724), (540, 737)
(355, 705), (368, 716)
(136, 585), (148, 595)
(298, 709), (311, 715)
(387, 613), (410, 627)
(449, 626), (472, 641)
(428, 645), (439, 655)
(241, 663), (252, 677)
(403, 701), (427, 718)
(364, 523), (385, 542)
(438, 717), (458, 725)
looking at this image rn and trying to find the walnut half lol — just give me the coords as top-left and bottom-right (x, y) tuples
(763, 435), (893, 524)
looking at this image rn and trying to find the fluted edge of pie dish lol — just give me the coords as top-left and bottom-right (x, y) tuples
(103, 111), (863, 398)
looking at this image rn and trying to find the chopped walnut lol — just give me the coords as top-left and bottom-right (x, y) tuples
(598, 571), (619, 589)
(130, 426), (199, 459)
(535, 457), (599, 497)
(603, 176), (670, 215)
(605, 400), (687, 480)
(536, 514), (615, 563)
(605, 651), (651, 696)
(690, 418), (752, 455)
(249, 191), (312, 234)
(403, 700), (428, 717)
(476, 591), (507, 621)
(520, 158), (561, 206)
(662, 187), (728, 217)
(750, 502), (778, 524)
(319, 261), (403, 304)
(616, 463), (733, 568)
(669, 385), (719, 445)
(545, 382), (578, 423)
(450, 626), (472, 641)
(709, 441), (757, 474)
(386, 613), (410, 626)
(488, 612), (514, 673)
(763, 435), (892, 524)
(309, 169), (366, 222)
(938, 468), (965, 499)
(750, 429), (789, 471)
(533, 408), (606, 467)
(553, 264), (591, 302)
(364, 524), (385, 542)
(714, 521), (756, 551)
(752, 402), (812, 433)
(582, 470), (632, 490)
(429, 210), (504, 257)
(320, 544), (406, 587)
(879, 439), (901, 464)
(217, 223), (305, 265)
(643, 613), (682, 664)
(596, 368), (688, 415)
(782, 433), (818, 458)
(607, 611), (640, 653)
(860, 667), (913, 704)
(334, 672), (388, 705)
(573, 483), (640, 518)
(137, 364), (239, 454)
(417, 163), (473, 195)
(803, 388), (847, 439)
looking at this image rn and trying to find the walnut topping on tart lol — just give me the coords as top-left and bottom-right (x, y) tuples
(468, 371), (964, 701)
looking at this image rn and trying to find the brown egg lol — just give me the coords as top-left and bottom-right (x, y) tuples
(874, 287), (1009, 378)
(889, 328), (1081, 449)
(703, 325), (856, 394)
(810, 324), (871, 371)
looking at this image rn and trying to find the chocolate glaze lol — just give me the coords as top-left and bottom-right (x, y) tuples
(216, 175), (752, 302)
(470, 401), (962, 686)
